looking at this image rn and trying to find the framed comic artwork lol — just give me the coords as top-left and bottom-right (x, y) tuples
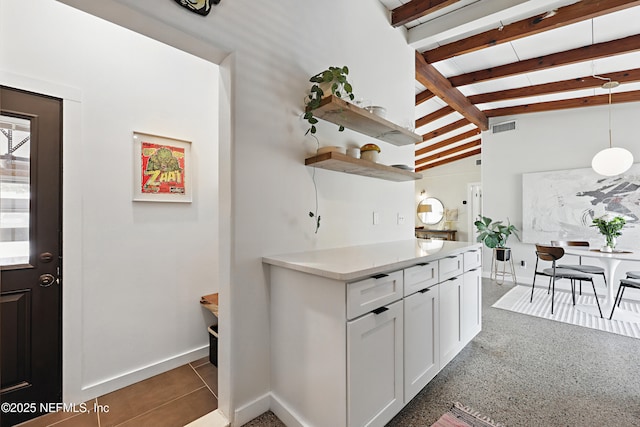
(133, 132), (192, 202)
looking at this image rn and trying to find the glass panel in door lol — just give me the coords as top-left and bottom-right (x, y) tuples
(0, 115), (30, 266)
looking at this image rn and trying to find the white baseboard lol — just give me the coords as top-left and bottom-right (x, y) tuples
(232, 392), (271, 427)
(79, 346), (208, 401)
(270, 393), (306, 427)
(186, 409), (230, 427)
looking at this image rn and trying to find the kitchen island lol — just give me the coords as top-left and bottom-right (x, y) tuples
(263, 239), (482, 427)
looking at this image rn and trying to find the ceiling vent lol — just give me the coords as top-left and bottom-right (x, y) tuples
(492, 120), (516, 134)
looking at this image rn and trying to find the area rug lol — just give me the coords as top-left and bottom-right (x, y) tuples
(492, 285), (640, 339)
(431, 402), (505, 427)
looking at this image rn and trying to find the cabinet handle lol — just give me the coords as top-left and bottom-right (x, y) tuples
(371, 273), (389, 279)
(448, 277), (458, 281)
(419, 288), (430, 293)
(446, 255), (457, 259)
(372, 306), (389, 315)
(416, 262), (429, 266)
(469, 267), (478, 272)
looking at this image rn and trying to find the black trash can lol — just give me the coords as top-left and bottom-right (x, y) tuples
(208, 324), (218, 366)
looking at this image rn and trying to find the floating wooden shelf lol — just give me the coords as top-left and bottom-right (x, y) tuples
(305, 151), (422, 182)
(307, 95), (421, 146)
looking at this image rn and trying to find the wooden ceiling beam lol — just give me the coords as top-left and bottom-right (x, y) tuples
(416, 89), (435, 106)
(483, 90), (640, 117)
(391, 0), (462, 28)
(468, 68), (640, 104)
(416, 51), (489, 130)
(416, 105), (455, 129)
(416, 147), (481, 172)
(423, 0), (640, 63)
(449, 34), (640, 87)
(416, 129), (480, 156)
(421, 118), (471, 142)
(416, 139), (481, 166)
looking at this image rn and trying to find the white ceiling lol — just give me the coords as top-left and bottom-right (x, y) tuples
(378, 0), (640, 168)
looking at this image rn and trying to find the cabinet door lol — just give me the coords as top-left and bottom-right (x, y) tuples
(462, 268), (482, 344)
(404, 262), (438, 296)
(439, 276), (462, 367)
(347, 270), (403, 320)
(439, 255), (463, 282)
(347, 300), (403, 427)
(463, 249), (482, 272)
(404, 285), (439, 403)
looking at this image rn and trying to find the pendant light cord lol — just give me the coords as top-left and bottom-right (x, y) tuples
(608, 82), (613, 149)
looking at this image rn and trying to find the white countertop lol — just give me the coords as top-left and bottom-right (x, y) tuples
(263, 239), (481, 281)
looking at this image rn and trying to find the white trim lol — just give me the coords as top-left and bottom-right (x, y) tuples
(80, 347), (208, 399)
(186, 409), (230, 427)
(0, 70), (81, 102)
(270, 393), (307, 427)
(232, 392), (271, 427)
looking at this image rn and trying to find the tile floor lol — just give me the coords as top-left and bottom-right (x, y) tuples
(16, 357), (217, 427)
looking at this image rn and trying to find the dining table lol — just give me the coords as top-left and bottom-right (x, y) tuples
(563, 246), (640, 321)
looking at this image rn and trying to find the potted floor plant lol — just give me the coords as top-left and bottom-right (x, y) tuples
(474, 215), (519, 261)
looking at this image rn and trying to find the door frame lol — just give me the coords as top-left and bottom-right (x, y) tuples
(1, 52), (234, 421)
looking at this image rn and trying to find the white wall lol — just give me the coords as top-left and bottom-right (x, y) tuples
(482, 104), (640, 286)
(5, 0), (416, 424)
(415, 154), (481, 242)
(1, 0), (220, 400)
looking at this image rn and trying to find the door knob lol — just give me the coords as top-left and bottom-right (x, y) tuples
(39, 274), (56, 287)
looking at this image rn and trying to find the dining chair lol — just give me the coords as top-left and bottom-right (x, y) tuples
(609, 276), (640, 319)
(532, 244), (603, 317)
(550, 240), (607, 294)
(626, 271), (640, 280)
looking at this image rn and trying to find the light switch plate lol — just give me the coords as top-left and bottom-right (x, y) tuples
(373, 212), (380, 225)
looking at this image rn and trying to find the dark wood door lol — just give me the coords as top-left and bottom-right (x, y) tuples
(0, 87), (62, 427)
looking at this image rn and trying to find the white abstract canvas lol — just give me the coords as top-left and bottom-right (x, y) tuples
(522, 164), (640, 247)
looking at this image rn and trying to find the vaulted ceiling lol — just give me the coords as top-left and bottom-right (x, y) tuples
(378, 0), (640, 171)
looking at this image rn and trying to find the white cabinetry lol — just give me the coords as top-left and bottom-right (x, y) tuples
(347, 271), (403, 320)
(403, 286), (439, 403)
(404, 262), (438, 296)
(265, 242), (482, 427)
(348, 300), (404, 427)
(462, 268), (482, 344)
(439, 276), (462, 367)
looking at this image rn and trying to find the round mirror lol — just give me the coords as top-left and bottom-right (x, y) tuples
(417, 197), (444, 225)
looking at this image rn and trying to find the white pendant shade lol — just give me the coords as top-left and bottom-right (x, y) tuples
(591, 147), (634, 176)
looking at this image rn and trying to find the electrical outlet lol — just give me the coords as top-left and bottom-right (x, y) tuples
(373, 212), (380, 225)
(520, 260), (527, 268)
(397, 213), (405, 225)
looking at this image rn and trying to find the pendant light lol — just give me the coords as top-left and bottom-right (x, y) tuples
(591, 79), (634, 176)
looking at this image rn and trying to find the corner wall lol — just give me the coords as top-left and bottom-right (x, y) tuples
(1, 0), (220, 400)
(6, 0), (417, 424)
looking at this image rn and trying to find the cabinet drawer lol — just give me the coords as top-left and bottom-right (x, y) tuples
(347, 270), (403, 320)
(463, 249), (482, 272)
(404, 262), (439, 296)
(439, 254), (463, 282)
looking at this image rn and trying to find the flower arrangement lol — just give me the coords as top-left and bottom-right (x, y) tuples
(591, 214), (626, 250)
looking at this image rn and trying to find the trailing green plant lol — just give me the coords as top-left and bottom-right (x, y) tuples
(474, 216), (519, 249)
(304, 66), (354, 135)
(591, 214), (625, 248)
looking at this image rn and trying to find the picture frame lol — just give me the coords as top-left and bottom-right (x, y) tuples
(133, 131), (192, 203)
